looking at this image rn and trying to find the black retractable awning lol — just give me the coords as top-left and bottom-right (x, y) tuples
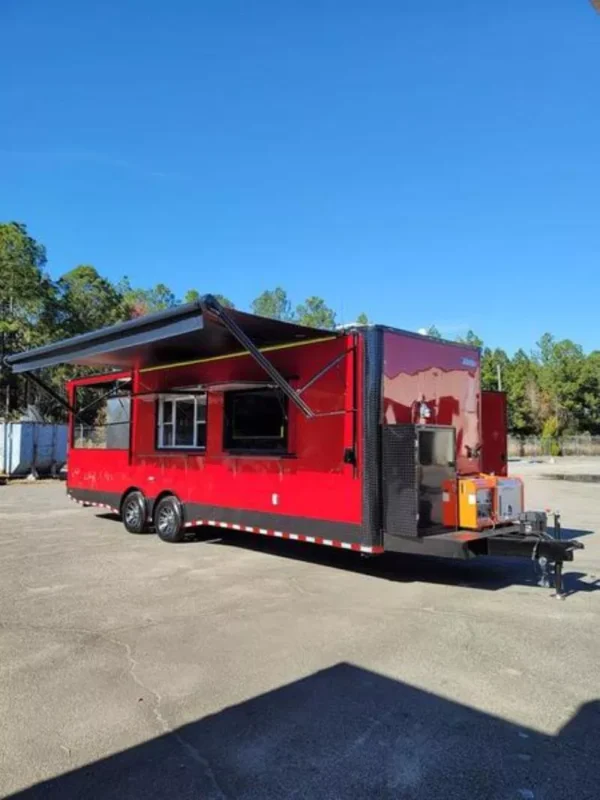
(4, 295), (339, 418)
(5, 296), (333, 374)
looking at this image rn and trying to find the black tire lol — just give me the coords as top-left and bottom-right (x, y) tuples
(154, 495), (185, 543)
(121, 491), (148, 534)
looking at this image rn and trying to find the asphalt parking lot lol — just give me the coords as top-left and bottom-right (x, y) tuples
(1, 471), (599, 799)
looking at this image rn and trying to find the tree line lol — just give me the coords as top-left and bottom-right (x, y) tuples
(1, 221), (599, 442)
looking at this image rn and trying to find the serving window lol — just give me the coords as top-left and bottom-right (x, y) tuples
(223, 388), (288, 454)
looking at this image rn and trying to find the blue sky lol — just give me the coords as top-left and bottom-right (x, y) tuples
(1, 0), (599, 352)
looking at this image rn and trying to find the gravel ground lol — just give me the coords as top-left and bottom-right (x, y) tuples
(0, 471), (599, 799)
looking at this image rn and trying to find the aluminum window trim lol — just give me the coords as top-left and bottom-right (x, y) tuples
(156, 393), (207, 450)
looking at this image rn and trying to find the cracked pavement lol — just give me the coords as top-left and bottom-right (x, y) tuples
(1, 476), (599, 799)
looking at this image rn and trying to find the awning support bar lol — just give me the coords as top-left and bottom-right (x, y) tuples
(297, 348), (353, 396)
(75, 383), (129, 420)
(24, 370), (76, 415)
(201, 295), (316, 419)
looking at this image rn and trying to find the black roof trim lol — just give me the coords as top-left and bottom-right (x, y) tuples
(373, 325), (481, 353)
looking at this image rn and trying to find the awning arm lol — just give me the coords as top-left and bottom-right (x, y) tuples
(201, 295), (316, 419)
(23, 370), (76, 415)
(75, 383), (129, 420)
(297, 347), (353, 396)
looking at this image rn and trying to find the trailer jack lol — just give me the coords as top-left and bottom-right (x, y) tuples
(482, 513), (584, 599)
(537, 557), (570, 599)
(553, 560), (566, 599)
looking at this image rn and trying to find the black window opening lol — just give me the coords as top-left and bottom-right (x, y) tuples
(418, 427), (456, 468)
(224, 388), (289, 454)
(157, 394), (207, 450)
(73, 381), (131, 450)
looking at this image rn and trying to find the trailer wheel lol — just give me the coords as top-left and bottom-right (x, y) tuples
(154, 495), (185, 543)
(121, 491), (148, 534)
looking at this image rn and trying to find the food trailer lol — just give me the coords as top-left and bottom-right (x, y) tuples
(5, 296), (582, 594)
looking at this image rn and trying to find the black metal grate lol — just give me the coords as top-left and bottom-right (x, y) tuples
(382, 424), (419, 538)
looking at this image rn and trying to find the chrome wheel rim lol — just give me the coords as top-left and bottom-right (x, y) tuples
(125, 500), (141, 527)
(157, 505), (177, 535)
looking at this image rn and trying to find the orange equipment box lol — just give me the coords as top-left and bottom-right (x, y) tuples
(442, 476), (524, 531)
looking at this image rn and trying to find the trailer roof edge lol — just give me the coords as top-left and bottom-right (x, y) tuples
(4, 297), (337, 375)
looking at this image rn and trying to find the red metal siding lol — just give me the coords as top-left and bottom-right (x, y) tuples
(481, 390), (508, 476)
(67, 336), (362, 526)
(382, 332), (481, 475)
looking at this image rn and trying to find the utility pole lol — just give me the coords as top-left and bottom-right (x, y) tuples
(496, 363), (503, 392)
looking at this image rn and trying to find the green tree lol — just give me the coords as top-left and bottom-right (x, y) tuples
(183, 289), (200, 304)
(0, 222), (53, 415)
(0, 222), (49, 338)
(251, 287), (294, 321)
(143, 283), (177, 312)
(535, 334), (588, 433)
(579, 351), (600, 434)
(118, 278), (177, 317)
(184, 289), (235, 308)
(481, 347), (510, 392)
(456, 329), (484, 348)
(295, 296), (336, 329)
(356, 312), (369, 326)
(58, 265), (132, 334)
(505, 349), (540, 437)
(425, 325), (442, 339)
(214, 294), (234, 309)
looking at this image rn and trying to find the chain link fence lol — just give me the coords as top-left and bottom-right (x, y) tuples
(508, 435), (600, 457)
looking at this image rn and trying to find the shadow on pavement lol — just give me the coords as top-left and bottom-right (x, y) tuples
(213, 529), (600, 595)
(8, 662), (600, 799)
(562, 572), (600, 597)
(552, 526), (595, 540)
(96, 513), (594, 596)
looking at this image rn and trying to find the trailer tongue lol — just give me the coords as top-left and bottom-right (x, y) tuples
(5, 296), (584, 597)
(483, 515), (583, 596)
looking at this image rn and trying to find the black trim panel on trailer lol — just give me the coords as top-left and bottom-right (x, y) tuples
(67, 489), (365, 545)
(360, 328), (384, 549)
(184, 503), (364, 544)
(69, 489), (122, 511)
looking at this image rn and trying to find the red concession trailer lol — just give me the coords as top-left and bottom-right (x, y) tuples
(6, 296), (582, 593)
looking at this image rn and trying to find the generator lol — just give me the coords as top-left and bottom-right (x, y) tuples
(442, 475), (524, 531)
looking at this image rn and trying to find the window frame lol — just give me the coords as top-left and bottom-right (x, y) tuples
(156, 393), (208, 451)
(223, 387), (290, 455)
